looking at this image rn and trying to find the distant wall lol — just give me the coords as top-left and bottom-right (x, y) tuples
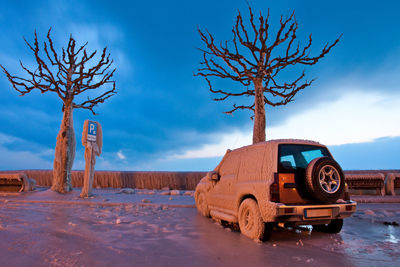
(1, 169), (399, 191)
(0, 170), (207, 191)
(345, 170), (400, 176)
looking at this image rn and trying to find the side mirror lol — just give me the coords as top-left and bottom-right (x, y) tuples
(207, 171), (220, 181)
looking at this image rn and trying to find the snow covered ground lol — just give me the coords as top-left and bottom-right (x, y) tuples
(0, 188), (399, 266)
(0, 187), (196, 207)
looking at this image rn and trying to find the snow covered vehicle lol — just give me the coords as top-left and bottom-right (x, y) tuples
(195, 139), (356, 241)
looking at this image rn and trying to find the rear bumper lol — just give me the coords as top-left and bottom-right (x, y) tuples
(275, 200), (357, 223)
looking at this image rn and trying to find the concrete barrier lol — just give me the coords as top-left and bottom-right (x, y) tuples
(0, 170), (206, 191)
(344, 170), (400, 196)
(0, 173), (36, 192)
(1, 169), (399, 193)
(385, 173), (400, 196)
(344, 173), (385, 196)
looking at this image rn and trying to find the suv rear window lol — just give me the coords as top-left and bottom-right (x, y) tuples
(278, 144), (331, 172)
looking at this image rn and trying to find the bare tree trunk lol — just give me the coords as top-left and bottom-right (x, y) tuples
(253, 79), (266, 144)
(51, 103), (76, 193)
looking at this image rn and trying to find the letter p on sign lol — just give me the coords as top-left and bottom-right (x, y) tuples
(87, 121), (97, 142)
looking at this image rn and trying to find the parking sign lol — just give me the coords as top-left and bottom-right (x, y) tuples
(87, 121), (97, 142)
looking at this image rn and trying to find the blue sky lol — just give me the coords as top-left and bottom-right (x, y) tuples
(0, 0), (399, 171)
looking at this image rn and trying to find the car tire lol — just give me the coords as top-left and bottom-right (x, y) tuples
(313, 219), (343, 234)
(305, 157), (345, 204)
(195, 191), (210, 217)
(238, 199), (269, 241)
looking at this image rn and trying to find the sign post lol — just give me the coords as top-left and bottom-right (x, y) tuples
(80, 120), (102, 198)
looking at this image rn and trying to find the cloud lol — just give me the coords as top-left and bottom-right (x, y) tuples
(170, 130), (251, 159)
(66, 23), (131, 75)
(0, 133), (53, 170)
(170, 90), (400, 159)
(117, 150), (126, 160)
(71, 149), (130, 171)
(330, 136), (400, 170)
(268, 90), (400, 145)
(0, 105), (59, 124)
(0, 133), (20, 145)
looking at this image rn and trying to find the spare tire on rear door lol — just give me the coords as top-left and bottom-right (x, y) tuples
(305, 157), (345, 204)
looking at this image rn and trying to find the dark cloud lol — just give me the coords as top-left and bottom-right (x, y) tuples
(1, 0), (399, 171)
(330, 137), (400, 170)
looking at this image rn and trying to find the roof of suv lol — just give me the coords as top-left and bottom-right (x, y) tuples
(229, 139), (323, 152)
(265, 139), (322, 146)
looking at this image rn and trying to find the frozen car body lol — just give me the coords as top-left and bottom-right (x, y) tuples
(195, 139), (356, 239)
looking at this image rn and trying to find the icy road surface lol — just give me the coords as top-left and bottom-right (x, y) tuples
(0, 189), (399, 266)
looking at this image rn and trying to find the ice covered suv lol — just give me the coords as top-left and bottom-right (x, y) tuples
(195, 139), (356, 241)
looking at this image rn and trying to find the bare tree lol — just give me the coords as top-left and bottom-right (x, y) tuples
(0, 29), (116, 193)
(196, 7), (341, 144)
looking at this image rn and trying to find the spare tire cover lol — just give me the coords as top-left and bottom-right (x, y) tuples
(305, 157), (345, 204)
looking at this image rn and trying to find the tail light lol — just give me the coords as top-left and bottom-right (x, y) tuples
(270, 174), (280, 202)
(344, 183), (350, 201)
(284, 207), (295, 214)
(344, 191), (350, 201)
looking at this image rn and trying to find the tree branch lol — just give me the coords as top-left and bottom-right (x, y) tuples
(195, 6), (340, 118)
(0, 28), (117, 113)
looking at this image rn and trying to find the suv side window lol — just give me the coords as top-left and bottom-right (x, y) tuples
(219, 151), (241, 177)
(280, 155), (296, 169)
(301, 149), (325, 163)
(238, 146), (265, 181)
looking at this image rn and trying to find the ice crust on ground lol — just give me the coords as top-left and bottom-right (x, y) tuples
(0, 199), (399, 266)
(0, 189), (399, 266)
(118, 188), (136, 194)
(0, 187), (196, 207)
